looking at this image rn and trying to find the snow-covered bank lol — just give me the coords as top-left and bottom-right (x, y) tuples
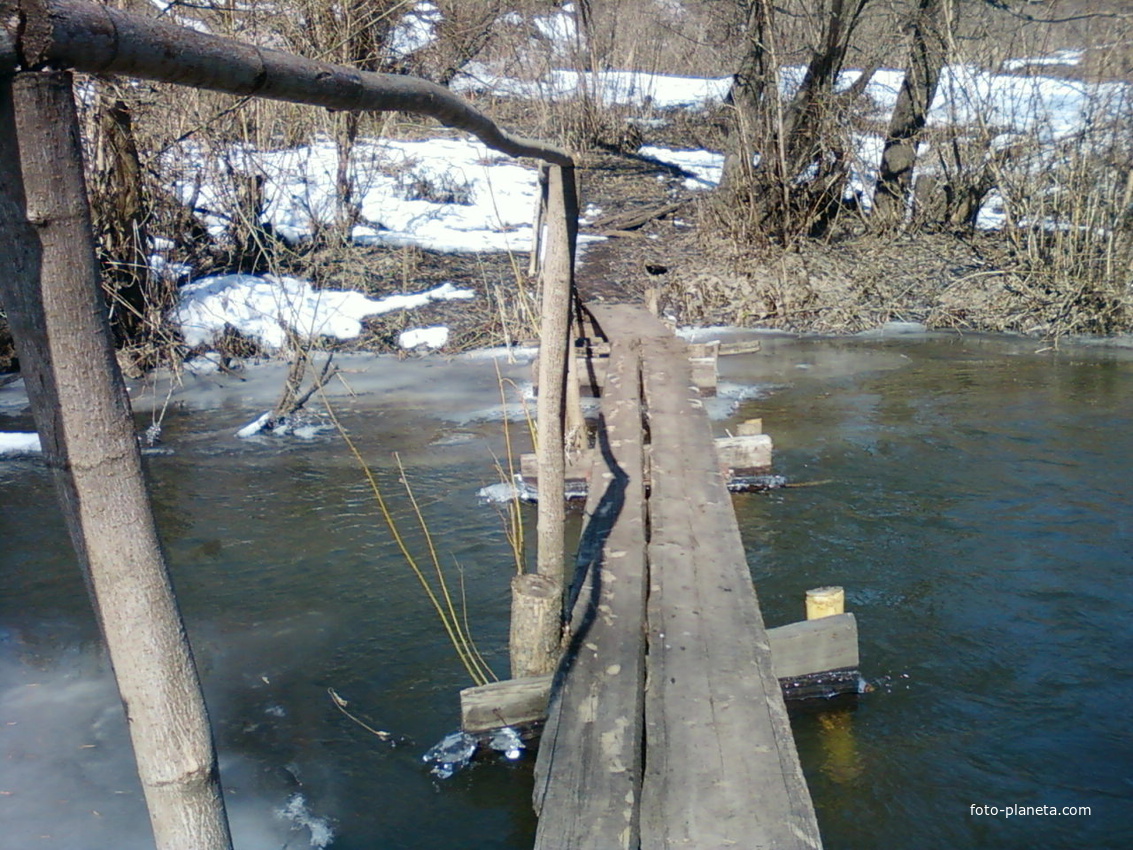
(165, 136), (545, 253)
(174, 275), (474, 351)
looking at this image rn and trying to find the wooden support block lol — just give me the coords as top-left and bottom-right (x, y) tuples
(768, 613), (858, 680)
(520, 451), (593, 484)
(686, 340), (718, 395)
(714, 433), (773, 473)
(521, 431), (772, 496)
(461, 676), (556, 734)
(462, 613), (860, 734)
(718, 339), (763, 356)
(534, 335), (715, 395)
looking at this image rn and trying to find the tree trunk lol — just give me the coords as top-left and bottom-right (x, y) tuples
(92, 86), (153, 344)
(0, 70), (233, 850)
(722, 0), (775, 192)
(724, 0), (870, 240)
(873, 0), (952, 227)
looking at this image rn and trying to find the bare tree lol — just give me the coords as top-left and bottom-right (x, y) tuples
(872, 0), (953, 226)
(724, 0), (873, 240)
(0, 70), (233, 850)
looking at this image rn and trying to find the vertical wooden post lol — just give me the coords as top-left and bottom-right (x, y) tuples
(535, 164), (578, 588)
(509, 573), (563, 678)
(0, 71), (232, 850)
(564, 321), (586, 455)
(806, 586), (845, 620)
(528, 164), (548, 277)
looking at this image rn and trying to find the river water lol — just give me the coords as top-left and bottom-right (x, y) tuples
(1, 335), (1130, 849)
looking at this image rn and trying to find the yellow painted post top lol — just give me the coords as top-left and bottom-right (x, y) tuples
(806, 585), (845, 620)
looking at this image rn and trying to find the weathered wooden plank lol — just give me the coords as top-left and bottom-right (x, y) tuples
(768, 613), (858, 681)
(532, 349), (714, 394)
(461, 613), (860, 733)
(718, 338), (764, 356)
(461, 676), (554, 734)
(521, 429), (772, 493)
(585, 302), (674, 341)
(532, 339), (647, 850)
(640, 332), (822, 850)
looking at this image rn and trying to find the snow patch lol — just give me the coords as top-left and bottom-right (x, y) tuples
(399, 326), (450, 350)
(389, 2), (440, 58)
(638, 145), (725, 189)
(173, 275), (473, 350)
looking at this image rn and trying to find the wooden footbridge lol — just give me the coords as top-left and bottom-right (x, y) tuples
(1, 4), (853, 847)
(530, 303), (824, 849)
(464, 302), (860, 848)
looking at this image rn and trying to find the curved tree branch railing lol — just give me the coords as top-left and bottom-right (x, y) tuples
(2, 0), (572, 166)
(1, 3), (578, 847)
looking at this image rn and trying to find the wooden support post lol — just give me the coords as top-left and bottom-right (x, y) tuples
(0, 71), (232, 850)
(510, 573), (562, 678)
(534, 163), (577, 587)
(806, 586), (846, 620)
(528, 164), (547, 277)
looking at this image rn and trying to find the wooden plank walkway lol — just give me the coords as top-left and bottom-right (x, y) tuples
(532, 304), (823, 850)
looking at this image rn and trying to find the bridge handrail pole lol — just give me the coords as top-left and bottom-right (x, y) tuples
(0, 70), (233, 850)
(535, 164), (578, 595)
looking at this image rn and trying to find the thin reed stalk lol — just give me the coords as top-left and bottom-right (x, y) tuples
(316, 381), (495, 686)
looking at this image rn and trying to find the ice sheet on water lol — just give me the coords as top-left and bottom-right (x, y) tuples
(423, 730), (478, 779)
(477, 474), (538, 505)
(277, 793), (335, 849)
(0, 432), (42, 456)
(488, 726), (524, 760)
(422, 726), (525, 778)
(235, 411), (333, 440)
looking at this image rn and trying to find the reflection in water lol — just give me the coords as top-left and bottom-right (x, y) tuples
(818, 708), (864, 785)
(2, 335), (1132, 848)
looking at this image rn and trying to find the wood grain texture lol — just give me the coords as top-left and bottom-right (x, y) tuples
(639, 332), (822, 850)
(533, 340), (647, 849)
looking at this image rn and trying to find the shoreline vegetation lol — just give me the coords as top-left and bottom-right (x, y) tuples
(1, 0), (1131, 375)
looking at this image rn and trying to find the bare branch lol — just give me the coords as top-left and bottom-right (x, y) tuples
(1, 0), (572, 166)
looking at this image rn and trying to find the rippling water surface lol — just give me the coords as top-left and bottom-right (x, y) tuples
(2, 334), (1130, 848)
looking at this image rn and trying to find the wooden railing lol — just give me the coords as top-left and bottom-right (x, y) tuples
(0, 2), (579, 847)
